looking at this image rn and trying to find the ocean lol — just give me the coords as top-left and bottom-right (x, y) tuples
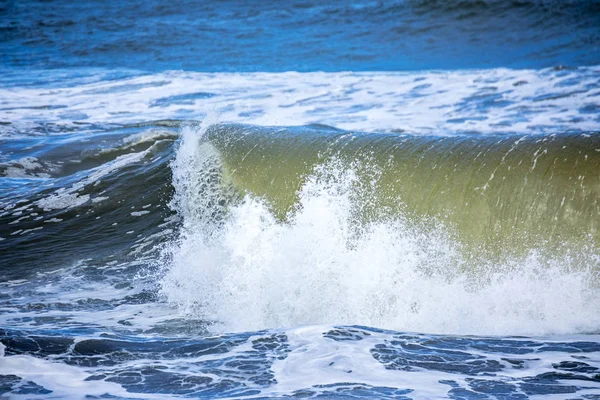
(1, 0), (600, 398)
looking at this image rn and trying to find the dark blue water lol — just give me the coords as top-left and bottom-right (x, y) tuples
(2, 0), (600, 72)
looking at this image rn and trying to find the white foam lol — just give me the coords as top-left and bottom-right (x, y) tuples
(1, 157), (52, 178)
(262, 325), (600, 399)
(37, 193), (90, 211)
(265, 325), (450, 399)
(34, 148), (150, 211)
(131, 210), (150, 216)
(2, 68), (599, 136)
(0, 353), (166, 399)
(0, 261), (180, 333)
(91, 196), (109, 203)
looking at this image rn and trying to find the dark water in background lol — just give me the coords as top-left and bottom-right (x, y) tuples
(2, 0), (600, 71)
(1, 1), (600, 399)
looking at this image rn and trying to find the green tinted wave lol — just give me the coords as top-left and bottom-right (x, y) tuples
(206, 124), (599, 261)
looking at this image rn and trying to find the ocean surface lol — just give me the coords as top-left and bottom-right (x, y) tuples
(1, 0), (600, 398)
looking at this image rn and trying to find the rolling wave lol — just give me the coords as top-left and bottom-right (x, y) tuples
(205, 123), (599, 258)
(2, 119), (598, 336)
(158, 122), (600, 335)
(2, 0), (600, 396)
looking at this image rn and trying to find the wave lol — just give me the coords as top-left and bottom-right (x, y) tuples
(158, 123), (600, 336)
(0, 127), (179, 277)
(205, 123), (599, 257)
(2, 119), (598, 335)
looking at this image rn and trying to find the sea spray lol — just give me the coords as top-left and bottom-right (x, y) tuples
(160, 124), (600, 335)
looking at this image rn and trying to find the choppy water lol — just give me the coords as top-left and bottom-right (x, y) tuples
(1, 1), (600, 399)
(2, 0), (600, 71)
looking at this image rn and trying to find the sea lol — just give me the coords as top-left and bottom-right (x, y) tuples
(1, 0), (600, 398)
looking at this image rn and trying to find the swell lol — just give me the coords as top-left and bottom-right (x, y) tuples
(0, 127), (179, 278)
(2, 0), (598, 71)
(205, 124), (600, 261)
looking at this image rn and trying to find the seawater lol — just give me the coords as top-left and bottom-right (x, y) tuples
(1, 1), (600, 399)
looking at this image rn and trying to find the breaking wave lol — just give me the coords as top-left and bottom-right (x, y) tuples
(159, 123), (600, 335)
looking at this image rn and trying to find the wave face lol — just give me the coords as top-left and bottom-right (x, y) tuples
(205, 124), (600, 258)
(0, 127), (178, 279)
(159, 122), (600, 336)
